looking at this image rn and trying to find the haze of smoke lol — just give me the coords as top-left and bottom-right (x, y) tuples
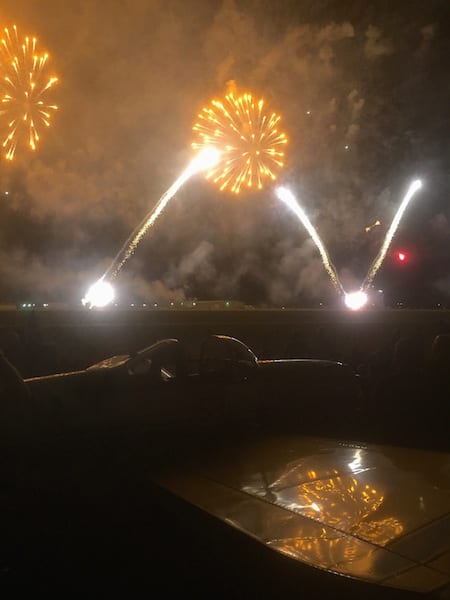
(118, 274), (186, 305)
(0, 249), (97, 301)
(430, 213), (450, 239)
(435, 277), (450, 298)
(364, 25), (393, 59)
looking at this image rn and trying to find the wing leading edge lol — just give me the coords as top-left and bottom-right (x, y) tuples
(154, 434), (450, 595)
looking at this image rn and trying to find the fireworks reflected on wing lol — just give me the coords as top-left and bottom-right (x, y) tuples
(242, 448), (404, 565)
(0, 24), (58, 160)
(193, 92), (287, 194)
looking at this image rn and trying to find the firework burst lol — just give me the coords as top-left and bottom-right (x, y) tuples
(192, 92), (287, 194)
(0, 24), (58, 160)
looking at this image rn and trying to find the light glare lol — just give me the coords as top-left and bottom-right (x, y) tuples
(190, 147), (221, 172)
(345, 290), (368, 311)
(82, 279), (115, 308)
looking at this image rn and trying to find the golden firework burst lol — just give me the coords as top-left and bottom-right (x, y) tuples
(0, 24), (58, 160)
(192, 91), (287, 194)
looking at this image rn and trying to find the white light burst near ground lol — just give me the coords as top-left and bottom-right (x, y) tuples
(344, 290), (368, 311)
(82, 279), (115, 308)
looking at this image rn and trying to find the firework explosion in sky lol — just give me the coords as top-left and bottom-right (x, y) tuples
(0, 1), (448, 308)
(0, 24), (58, 160)
(84, 88), (287, 307)
(192, 90), (287, 194)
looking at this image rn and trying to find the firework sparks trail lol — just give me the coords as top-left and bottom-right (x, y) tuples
(193, 92), (287, 194)
(362, 179), (422, 289)
(276, 187), (344, 295)
(102, 147), (221, 282)
(0, 24), (58, 160)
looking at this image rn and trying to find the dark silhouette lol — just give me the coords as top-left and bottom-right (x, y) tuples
(0, 348), (32, 447)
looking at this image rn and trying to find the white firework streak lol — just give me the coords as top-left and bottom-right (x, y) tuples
(276, 186), (344, 295)
(103, 148), (220, 280)
(362, 180), (422, 289)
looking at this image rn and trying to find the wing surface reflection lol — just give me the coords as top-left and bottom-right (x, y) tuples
(155, 435), (450, 594)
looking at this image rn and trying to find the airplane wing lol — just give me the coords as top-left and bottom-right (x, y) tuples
(153, 433), (450, 596)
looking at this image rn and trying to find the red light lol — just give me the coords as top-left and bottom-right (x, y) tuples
(397, 251), (407, 263)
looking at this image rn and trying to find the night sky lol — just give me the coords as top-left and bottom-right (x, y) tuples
(0, 0), (449, 307)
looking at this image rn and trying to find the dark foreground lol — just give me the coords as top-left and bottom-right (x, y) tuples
(0, 309), (449, 597)
(1, 307), (449, 377)
(1, 429), (448, 598)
